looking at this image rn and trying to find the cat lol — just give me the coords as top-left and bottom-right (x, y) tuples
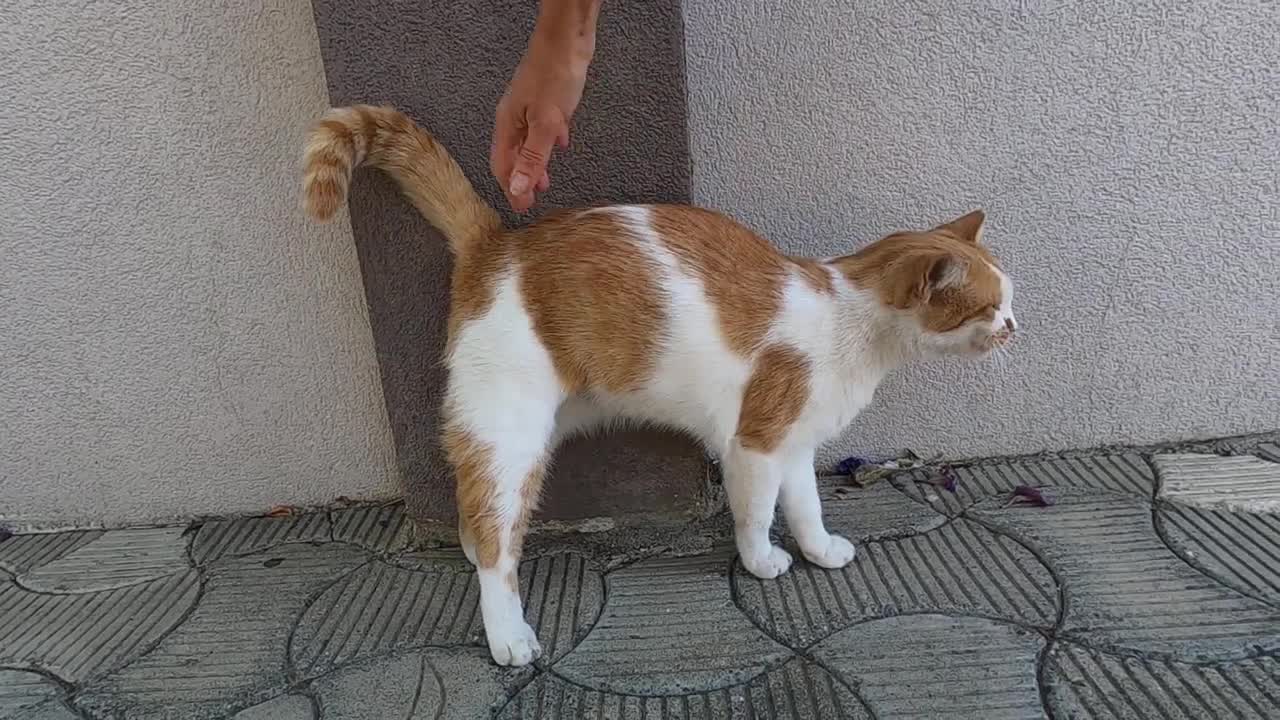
(302, 105), (1017, 667)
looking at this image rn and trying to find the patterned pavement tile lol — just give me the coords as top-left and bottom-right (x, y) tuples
(1154, 453), (1280, 513)
(78, 543), (367, 719)
(292, 552), (601, 676)
(735, 519), (1057, 648)
(2, 699), (79, 720)
(1045, 641), (1280, 719)
(553, 549), (790, 695)
(501, 659), (870, 719)
(6, 436), (1280, 719)
(330, 503), (412, 553)
(18, 527), (189, 592)
(797, 480), (946, 541)
(0, 532), (102, 576)
(971, 490), (1280, 659)
(1158, 501), (1280, 605)
(190, 512), (331, 565)
(0, 669), (63, 716)
(0, 571), (199, 683)
(894, 453), (1155, 516)
(230, 693), (314, 719)
(311, 648), (511, 720)
(811, 614), (1045, 720)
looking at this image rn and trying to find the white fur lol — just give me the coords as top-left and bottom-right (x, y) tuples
(446, 271), (563, 666)
(448, 205), (1014, 666)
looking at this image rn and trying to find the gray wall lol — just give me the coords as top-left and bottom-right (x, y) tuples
(685, 1), (1280, 465)
(309, 0), (710, 525)
(1, 0), (399, 528)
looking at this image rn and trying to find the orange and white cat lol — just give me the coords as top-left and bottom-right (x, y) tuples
(302, 105), (1017, 667)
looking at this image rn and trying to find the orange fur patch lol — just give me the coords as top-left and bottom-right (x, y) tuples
(515, 211), (666, 393)
(447, 232), (508, 343)
(736, 345), (812, 453)
(793, 258), (836, 295)
(445, 428), (501, 568)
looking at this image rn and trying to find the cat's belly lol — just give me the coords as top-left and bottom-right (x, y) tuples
(552, 355), (750, 454)
(556, 382), (742, 453)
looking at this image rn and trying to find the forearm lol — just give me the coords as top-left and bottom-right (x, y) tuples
(530, 0), (602, 70)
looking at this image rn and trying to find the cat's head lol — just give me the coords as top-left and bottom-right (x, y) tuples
(843, 210), (1017, 359)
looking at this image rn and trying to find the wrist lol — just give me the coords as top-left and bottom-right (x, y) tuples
(531, 1), (599, 71)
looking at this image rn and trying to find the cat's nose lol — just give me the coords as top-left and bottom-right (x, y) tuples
(1004, 317), (1016, 333)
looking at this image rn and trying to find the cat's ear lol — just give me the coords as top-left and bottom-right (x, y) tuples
(935, 209), (985, 244)
(902, 251), (969, 304)
(927, 253), (969, 291)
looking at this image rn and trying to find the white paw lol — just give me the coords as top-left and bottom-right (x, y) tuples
(486, 620), (542, 667)
(803, 534), (857, 569)
(742, 545), (794, 579)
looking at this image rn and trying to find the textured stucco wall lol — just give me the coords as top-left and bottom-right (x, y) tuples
(310, 0), (710, 524)
(1, 0), (399, 527)
(685, 1), (1280, 466)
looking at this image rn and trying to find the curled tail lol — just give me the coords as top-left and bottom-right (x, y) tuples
(301, 105), (501, 255)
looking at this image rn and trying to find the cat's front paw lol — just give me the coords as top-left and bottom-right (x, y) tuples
(803, 534), (857, 569)
(741, 545), (794, 579)
(486, 620), (542, 667)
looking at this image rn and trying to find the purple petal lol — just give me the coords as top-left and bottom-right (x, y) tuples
(1011, 485), (1055, 507)
(940, 466), (958, 493)
(837, 456), (871, 475)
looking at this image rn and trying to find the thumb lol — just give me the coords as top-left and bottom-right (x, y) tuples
(509, 108), (566, 198)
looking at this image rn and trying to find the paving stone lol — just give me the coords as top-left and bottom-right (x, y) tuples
(554, 549), (790, 695)
(735, 518), (1057, 647)
(190, 512), (331, 565)
(0, 531), (102, 576)
(231, 694), (314, 719)
(894, 453), (1154, 516)
(18, 527), (189, 592)
(330, 503), (412, 553)
(1045, 641), (1280, 719)
(0, 571), (199, 683)
(971, 490), (1280, 659)
(3, 699), (79, 720)
(78, 543), (366, 718)
(293, 551), (601, 676)
(798, 479), (946, 541)
(312, 648), (510, 720)
(1154, 453), (1280, 513)
(0, 669), (62, 716)
(812, 614), (1045, 720)
(501, 659), (870, 719)
(1158, 501), (1280, 605)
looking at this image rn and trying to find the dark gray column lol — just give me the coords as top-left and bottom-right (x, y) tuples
(310, 0), (710, 526)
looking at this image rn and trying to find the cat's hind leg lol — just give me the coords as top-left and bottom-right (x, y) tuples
(445, 329), (562, 664)
(446, 399), (555, 666)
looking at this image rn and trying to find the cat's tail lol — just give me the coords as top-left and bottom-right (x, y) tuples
(301, 105), (501, 256)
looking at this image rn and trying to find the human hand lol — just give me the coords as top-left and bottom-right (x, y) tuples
(490, 10), (596, 212)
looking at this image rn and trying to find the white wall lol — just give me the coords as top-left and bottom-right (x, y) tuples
(685, 1), (1280, 466)
(1, 0), (399, 528)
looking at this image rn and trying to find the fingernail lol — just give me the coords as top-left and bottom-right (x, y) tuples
(509, 172), (530, 196)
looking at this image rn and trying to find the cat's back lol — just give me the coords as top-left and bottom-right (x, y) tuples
(448, 203), (832, 401)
